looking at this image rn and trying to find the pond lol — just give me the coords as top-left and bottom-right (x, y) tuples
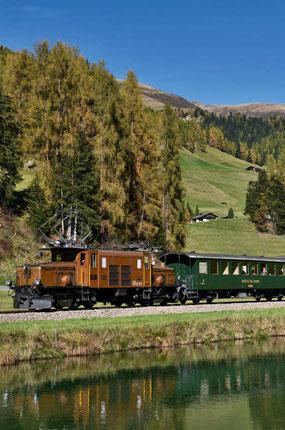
(0, 339), (285, 429)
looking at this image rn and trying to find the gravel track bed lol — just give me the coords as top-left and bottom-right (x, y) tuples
(1, 301), (285, 323)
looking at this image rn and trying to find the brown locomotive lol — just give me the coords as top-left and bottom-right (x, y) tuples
(13, 246), (177, 310)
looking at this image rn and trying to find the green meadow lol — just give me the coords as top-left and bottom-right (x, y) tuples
(181, 147), (285, 256)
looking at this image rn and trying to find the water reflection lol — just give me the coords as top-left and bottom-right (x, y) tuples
(0, 340), (285, 429)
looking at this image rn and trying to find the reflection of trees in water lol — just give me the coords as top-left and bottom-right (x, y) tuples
(0, 340), (285, 429)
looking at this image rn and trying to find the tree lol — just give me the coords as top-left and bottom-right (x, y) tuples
(267, 177), (285, 234)
(50, 132), (100, 239)
(253, 193), (269, 232)
(208, 126), (225, 150)
(160, 104), (186, 250)
(186, 202), (193, 222)
(26, 176), (49, 236)
(90, 62), (126, 241)
(120, 71), (162, 242)
(2, 49), (35, 153)
(228, 207), (234, 219)
(0, 92), (21, 206)
(244, 170), (268, 221)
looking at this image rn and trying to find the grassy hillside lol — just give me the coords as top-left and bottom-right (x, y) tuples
(181, 147), (285, 255)
(0, 209), (39, 284)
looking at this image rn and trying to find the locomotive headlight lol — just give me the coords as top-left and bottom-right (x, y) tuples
(34, 279), (42, 287)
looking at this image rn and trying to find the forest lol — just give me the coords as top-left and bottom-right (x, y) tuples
(197, 108), (285, 165)
(1, 41), (285, 252)
(0, 42), (193, 250)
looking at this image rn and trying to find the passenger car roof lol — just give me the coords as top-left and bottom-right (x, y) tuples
(160, 252), (285, 263)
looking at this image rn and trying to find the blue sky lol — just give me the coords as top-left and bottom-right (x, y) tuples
(0, 0), (285, 104)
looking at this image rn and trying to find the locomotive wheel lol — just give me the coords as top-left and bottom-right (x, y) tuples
(266, 296), (272, 302)
(114, 299), (123, 308)
(192, 298), (200, 305)
(69, 301), (80, 310)
(206, 297), (213, 304)
(54, 299), (72, 310)
(160, 299), (168, 306)
(84, 302), (93, 309)
(255, 297), (261, 302)
(126, 301), (135, 307)
(54, 302), (63, 310)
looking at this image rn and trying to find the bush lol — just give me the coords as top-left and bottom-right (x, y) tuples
(228, 207), (234, 219)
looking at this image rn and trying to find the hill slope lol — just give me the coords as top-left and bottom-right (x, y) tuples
(139, 83), (196, 111)
(181, 147), (285, 255)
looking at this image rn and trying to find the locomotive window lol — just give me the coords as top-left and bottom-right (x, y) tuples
(144, 257), (150, 269)
(80, 253), (86, 265)
(199, 262), (208, 274)
(91, 253), (97, 268)
(101, 257), (107, 269)
(109, 265), (119, 286)
(210, 261), (218, 275)
(137, 259), (142, 269)
(121, 265), (131, 286)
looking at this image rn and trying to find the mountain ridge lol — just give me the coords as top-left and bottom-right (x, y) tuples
(139, 82), (285, 118)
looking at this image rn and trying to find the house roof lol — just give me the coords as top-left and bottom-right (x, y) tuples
(192, 212), (218, 220)
(245, 165), (262, 171)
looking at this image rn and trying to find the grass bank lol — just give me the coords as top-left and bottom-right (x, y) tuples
(1, 308), (285, 366)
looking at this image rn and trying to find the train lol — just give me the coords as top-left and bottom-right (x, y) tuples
(8, 244), (285, 310)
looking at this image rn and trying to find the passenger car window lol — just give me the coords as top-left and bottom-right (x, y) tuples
(220, 261), (229, 275)
(210, 261), (218, 274)
(231, 263), (239, 275)
(199, 262), (208, 274)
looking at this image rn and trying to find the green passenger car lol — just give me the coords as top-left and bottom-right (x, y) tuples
(160, 252), (285, 304)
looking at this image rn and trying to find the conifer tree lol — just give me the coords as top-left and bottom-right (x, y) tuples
(253, 193), (269, 232)
(0, 92), (21, 206)
(26, 176), (49, 236)
(186, 202), (193, 222)
(235, 142), (241, 159)
(245, 170), (268, 221)
(120, 71), (162, 242)
(267, 177), (285, 234)
(89, 62), (126, 240)
(208, 126), (225, 150)
(228, 207), (234, 219)
(160, 104), (186, 250)
(50, 132), (100, 238)
(2, 50), (35, 153)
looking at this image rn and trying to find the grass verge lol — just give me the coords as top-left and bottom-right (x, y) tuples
(1, 308), (285, 365)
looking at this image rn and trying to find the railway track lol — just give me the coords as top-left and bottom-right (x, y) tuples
(1, 300), (285, 323)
